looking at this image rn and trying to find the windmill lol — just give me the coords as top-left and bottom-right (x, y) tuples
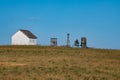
(66, 33), (70, 47)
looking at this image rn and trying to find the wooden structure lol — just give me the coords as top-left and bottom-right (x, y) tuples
(81, 37), (87, 48)
(50, 38), (57, 46)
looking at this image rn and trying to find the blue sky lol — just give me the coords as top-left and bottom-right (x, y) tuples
(0, 0), (120, 49)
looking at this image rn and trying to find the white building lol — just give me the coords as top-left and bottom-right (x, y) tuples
(12, 29), (37, 45)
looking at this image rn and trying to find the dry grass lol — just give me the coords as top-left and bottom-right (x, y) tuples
(0, 46), (120, 80)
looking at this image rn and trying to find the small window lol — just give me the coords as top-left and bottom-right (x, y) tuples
(30, 39), (35, 43)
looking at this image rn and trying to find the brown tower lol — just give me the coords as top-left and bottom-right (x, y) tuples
(81, 37), (87, 48)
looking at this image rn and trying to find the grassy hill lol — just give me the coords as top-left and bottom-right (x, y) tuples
(0, 46), (120, 80)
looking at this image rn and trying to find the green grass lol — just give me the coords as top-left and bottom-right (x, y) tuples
(0, 46), (120, 80)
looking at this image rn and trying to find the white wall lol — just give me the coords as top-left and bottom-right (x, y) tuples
(12, 31), (37, 45)
(29, 39), (37, 45)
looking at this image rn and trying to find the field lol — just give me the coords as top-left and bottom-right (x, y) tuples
(0, 46), (120, 80)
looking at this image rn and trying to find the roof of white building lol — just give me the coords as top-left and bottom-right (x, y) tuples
(20, 29), (37, 39)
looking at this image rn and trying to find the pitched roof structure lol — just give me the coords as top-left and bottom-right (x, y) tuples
(20, 29), (37, 39)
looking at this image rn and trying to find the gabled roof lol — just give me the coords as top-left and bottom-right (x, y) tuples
(20, 29), (37, 39)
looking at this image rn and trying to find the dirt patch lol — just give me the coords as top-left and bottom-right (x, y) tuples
(0, 62), (26, 67)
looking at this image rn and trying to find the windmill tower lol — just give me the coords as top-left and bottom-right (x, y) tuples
(66, 33), (70, 47)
